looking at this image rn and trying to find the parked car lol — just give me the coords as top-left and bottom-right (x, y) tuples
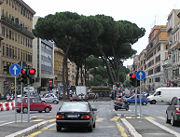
(16, 97), (52, 113)
(166, 97), (180, 126)
(56, 102), (97, 132)
(125, 94), (148, 105)
(41, 93), (59, 104)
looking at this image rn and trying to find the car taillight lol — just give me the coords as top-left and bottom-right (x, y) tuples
(81, 115), (90, 119)
(56, 114), (64, 119)
(176, 108), (180, 113)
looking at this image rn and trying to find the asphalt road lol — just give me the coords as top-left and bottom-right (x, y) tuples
(1, 100), (180, 137)
(26, 101), (126, 137)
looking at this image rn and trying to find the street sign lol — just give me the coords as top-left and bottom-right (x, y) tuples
(136, 70), (146, 81)
(9, 64), (21, 76)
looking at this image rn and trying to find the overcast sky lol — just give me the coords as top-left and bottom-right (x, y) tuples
(24, 0), (180, 66)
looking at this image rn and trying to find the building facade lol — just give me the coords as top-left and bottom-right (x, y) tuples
(54, 46), (64, 90)
(0, 0), (35, 96)
(33, 16), (55, 90)
(163, 9), (180, 86)
(145, 26), (168, 92)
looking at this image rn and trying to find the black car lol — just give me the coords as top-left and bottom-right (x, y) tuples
(166, 97), (180, 126)
(56, 102), (97, 132)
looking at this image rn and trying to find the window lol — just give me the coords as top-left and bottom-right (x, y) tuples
(6, 28), (8, 38)
(155, 77), (160, 82)
(6, 44), (8, 57)
(2, 26), (5, 37)
(32, 98), (41, 103)
(2, 9), (4, 16)
(6, 0), (8, 4)
(15, 32), (17, 42)
(154, 91), (161, 96)
(9, 30), (11, 40)
(2, 43), (5, 56)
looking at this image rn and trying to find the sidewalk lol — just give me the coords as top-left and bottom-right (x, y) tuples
(0, 119), (50, 137)
(120, 115), (180, 137)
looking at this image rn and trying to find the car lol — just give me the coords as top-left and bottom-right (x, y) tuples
(125, 94), (148, 105)
(56, 102), (97, 132)
(16, 97), (52, 113)
(69, 94), (81, 101)
(41, 93), (59, 104)
(166, 97), (180, 126)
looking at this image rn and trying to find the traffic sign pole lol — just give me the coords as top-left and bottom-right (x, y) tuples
(9, 64), (21, 124)
(15, 76), (17, 123)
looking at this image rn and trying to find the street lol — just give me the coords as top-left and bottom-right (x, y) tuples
(0, 101), (180, 137)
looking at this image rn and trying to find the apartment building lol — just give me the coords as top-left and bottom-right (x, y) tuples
(33, 16), (55, 90)
(145, 26), (168, 92)
(0, 0), (35, 96)
(67, 60), (77, 86)
(163, 9), (180, 86)
(54, 46), (64, 89)
(137, 49), (147, 91)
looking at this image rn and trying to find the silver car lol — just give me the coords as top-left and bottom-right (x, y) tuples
(41, 93), (59, 104)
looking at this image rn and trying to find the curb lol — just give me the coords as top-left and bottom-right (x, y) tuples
(120, 118), (142, 137)
(5, 120), (49, 137)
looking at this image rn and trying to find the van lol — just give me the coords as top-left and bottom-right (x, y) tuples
(147, 87), (180, 104)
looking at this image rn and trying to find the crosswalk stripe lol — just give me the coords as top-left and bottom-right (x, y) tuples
(96, 118), (104, 122)
(111, 116), (120, 121)
(48, 119), (56, 122)
(145, 116), (155, 121)
(158, 116), (165, 120)
(125, 116), (132, 119)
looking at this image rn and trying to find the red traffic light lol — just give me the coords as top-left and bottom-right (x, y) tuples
(50, 84), (53, 87)
(130, 74), (136, 79)
(116, 83), (120, 86)
(21, 69), (26, 75)
(29, 68), (36, 75)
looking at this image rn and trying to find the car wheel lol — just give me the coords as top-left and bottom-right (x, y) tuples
(39, 111), (42, 113)
(166, 113), (171, 124)
(126, 106), (129, 111)
(23, 108), (28, 113)
(93, 122), (96, 128)
(151, 100), (156, 104)
(171, 115), (176, 126)
(56, 125), (62, 132)
(42, 101), (46, 103)
(16, 110), (20, 113)
(88, 124), (93, 132)
(45, 107), (50, 113)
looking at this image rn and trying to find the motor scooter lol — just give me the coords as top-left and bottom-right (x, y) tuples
(114, 101), (129, 111)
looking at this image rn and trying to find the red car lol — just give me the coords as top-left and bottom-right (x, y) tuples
(16, 97), (52, 113)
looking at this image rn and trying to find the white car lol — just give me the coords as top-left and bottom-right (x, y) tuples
(41, 93), (59, 104)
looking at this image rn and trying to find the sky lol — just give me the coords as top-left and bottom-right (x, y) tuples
(24, 0), (180, 66)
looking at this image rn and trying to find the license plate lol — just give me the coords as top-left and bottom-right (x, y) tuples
(67, 114), (78, 118)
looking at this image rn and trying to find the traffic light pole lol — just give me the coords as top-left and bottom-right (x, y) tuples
(135, 80), (137, 118)
(20, 61), (23, 122)
(27, 78), (30, 123)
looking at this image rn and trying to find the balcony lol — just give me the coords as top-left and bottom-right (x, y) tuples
(1, 16), (34, 38)
(162, 59), (172, 68)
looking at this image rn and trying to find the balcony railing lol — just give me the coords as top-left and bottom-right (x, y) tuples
(1, 16), (34, 38)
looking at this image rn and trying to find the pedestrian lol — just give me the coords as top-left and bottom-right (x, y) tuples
(93, 93), (97, 102)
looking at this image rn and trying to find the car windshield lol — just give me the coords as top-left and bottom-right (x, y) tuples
(60, 102), (89, 112)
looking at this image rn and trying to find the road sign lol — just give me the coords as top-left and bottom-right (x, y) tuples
(9, 64), (21, 76)
(136, 70), (146, 80)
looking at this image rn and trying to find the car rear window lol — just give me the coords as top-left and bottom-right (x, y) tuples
(60, 102), (89, 112)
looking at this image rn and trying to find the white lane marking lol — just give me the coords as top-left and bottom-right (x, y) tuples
(146, 117), (180, 137)
(0, 121), (14, 126)
(5, 120), (49, 137)
(121, 118), (142, 137)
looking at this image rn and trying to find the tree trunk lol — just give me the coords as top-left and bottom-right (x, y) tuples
(75, 65), (80, 86)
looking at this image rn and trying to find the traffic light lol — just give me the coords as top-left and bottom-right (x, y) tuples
(28, 68), (36, 84)
(129, 73), (140, 87)
(21, 68), (28, 84)
(116, 82), (120, 87)
(49, 84), (54, 90)
(3, 65), (10, 73)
